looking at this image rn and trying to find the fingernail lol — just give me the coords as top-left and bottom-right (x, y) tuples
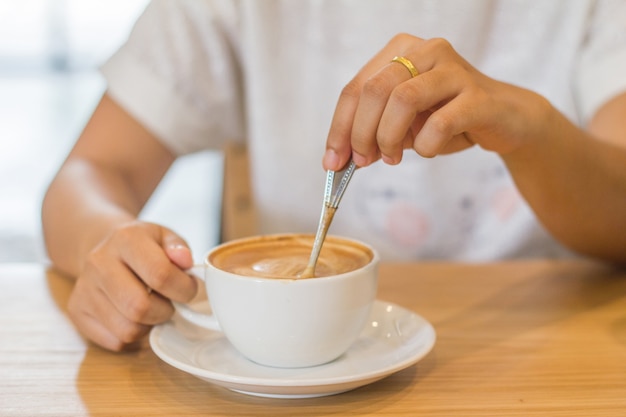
(381, 154), (397, 165)
(323, 148), (341, 170)
(167, 244), (188, 251)
(352, 152), (368, 167)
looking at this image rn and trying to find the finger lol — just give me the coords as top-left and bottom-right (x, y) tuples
(324, 80), (361, 170)
(117, 226), (198, 303)
(378, 66), (464, 163)
(439, 133), (475, 154)
(68, 279), (122, 351)
(413, 93), (477, 158)
(76, 308), (137, 352)
(350, 61), (416, 166)
(325, 37), (420, 170)
(87, 253), (176, 325)
(83, 307), (150, 352)
(326, 34), (459, 169)
(161, 228), (194, 270)
(68, 277), (153, 351)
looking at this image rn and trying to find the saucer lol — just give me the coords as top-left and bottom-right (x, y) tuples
(150, 300), (436, 398)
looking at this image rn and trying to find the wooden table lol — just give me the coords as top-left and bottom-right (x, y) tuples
(1, 261), (625, 416)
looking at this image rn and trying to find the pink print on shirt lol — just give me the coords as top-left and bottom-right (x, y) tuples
(384, 201), (430, 248)
(491, 186), (522, 221)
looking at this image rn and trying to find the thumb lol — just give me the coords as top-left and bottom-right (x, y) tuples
(161, 228), (194, 270)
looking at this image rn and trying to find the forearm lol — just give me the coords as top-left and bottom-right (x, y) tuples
(42, 158), (145, 277)
(502, 108), (626, 264)
(42, 93), (179, 276)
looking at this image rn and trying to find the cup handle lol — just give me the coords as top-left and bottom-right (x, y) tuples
(173, 301), (220, 330)
(172, 265), (221, 331)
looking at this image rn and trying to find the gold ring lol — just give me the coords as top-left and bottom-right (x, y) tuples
(391, 56), (419, 78)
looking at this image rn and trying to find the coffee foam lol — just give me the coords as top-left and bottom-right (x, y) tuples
(210, 234), (373, 279)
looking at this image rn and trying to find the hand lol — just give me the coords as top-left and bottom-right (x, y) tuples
(67, 221), (198, 351)
(323, 33), (551, 170)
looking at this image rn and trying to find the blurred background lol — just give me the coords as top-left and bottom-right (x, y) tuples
(0, 0), (222, 264)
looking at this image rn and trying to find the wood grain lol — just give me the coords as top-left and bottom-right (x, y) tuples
(1, 261), (625, 416)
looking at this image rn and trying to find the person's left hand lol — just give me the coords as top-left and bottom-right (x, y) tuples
(323, 33), (551, 170)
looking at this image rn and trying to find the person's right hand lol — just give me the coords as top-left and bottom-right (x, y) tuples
(67, 220), (198, 351)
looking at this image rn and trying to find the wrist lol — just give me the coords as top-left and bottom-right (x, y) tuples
(497, 87), (559, 160)
(77, 213), (137, 273)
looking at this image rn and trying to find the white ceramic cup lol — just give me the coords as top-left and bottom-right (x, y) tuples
(176, 233), (379, 368)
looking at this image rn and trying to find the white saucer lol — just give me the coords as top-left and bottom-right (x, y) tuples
(150, 300), (436, 399)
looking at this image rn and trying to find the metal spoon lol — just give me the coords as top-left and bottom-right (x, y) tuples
(300, 160), (357, 278)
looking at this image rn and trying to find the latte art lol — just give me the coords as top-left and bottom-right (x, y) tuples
(251, 255), (311, 278)
(210, 235), (373, 279)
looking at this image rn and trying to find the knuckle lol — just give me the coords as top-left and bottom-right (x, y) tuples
(415, 145), (437, 159)
(427, 37), (454, 53)
(377, 141), (401, 162)
(376, 131), (394, 149)
(110, 343), (126, 352)
(111, 221), (144, 244)
(105, 338), (127, 352)
(339, 80), (362, 102)
(117, 322), (148, 345)
(389, 32), (418, 47)
(108, 220), (159, 248)
(146, 260), (174, 292)
(350, 125), (376, 148)
(362, 75), (393, 100)
(413, 137), (438, 158)
(126, 294), (152, 322)
(391, 83), (420, 107)
(429, 112), (455, 137)
(376, 127), (402, 151)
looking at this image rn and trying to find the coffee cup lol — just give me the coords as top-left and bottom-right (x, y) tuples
(175, 233), (379, 368)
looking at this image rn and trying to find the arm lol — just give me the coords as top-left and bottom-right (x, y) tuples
(501, 93), (626, 263)
(42, 93), (197, 351)
(323, 34), (626, 264)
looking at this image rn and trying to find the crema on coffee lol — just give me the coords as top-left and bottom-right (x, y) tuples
(210, 234), (373, 279)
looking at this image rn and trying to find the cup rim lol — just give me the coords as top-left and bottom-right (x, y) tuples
(203, 233), (379, 281)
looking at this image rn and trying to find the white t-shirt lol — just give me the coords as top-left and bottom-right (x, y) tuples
(101, 0), (626, 261)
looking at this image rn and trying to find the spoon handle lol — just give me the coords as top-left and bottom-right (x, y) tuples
(301, 160), (357, 278)
(325, 160), (357, 208)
